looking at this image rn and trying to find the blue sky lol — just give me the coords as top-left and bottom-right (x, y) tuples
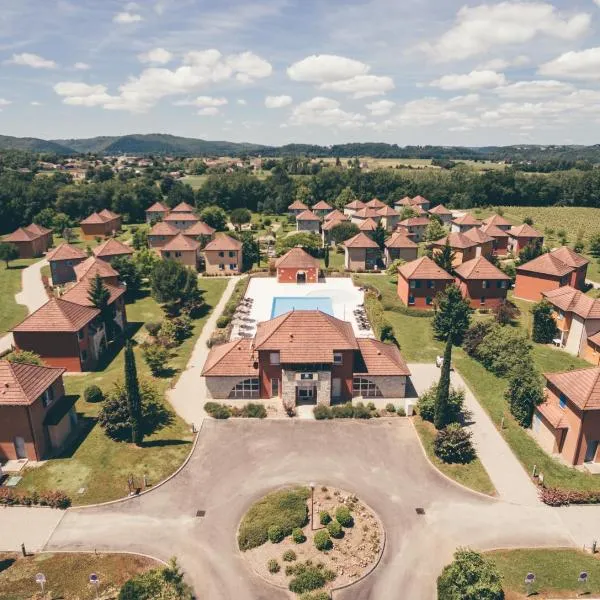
(2, 0), (600, 146)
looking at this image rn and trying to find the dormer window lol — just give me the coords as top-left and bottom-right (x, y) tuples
(270, 352), (280, 365)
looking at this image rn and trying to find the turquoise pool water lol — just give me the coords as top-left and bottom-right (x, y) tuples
(271, 296), (334, 318)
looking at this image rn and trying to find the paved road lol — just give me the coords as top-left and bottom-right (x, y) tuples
(46, 420), (572, 600)
(0, 506), (65, 552)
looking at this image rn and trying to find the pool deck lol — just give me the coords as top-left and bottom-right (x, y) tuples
(231, 277), (374, 340)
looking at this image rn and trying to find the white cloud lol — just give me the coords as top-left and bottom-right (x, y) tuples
(198, 107), (220, 116)
(6, 53), (56, 69)
(365, 99), (395, 116)
(430, 70), (506, 90)
(0, 98), (11, 107)
(287, 54), (368, 83)
(265, 95), (292, 108)
(73, 62), (90, 70)
(478, 55), (529, 70)
(237, 99), (247, 105)
(420, 2), (591, 62)
(290, 96), (366, 129)
(53, 82), (114, 107)
(539, 47), (600, 80)
(176, 96), (228, 107)
(138, 48), (173, 65)
(320, 74), (394, 98)
(494, 80), (574, 98)
(595, 0), (600, 6)
(113, 11), (142, 24)
(30, 101), (42, 106)
(226, 51), (272, 83)
(394, 97), (470, 127)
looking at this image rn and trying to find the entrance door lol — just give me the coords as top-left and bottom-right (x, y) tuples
(296, 387), (316, 404)
(332, 378), (341, 399)
(297, 271), (306, 284)
(13, 436), (26, 459)
(585, 440), (599, 463)
(271, 378), (280, 398)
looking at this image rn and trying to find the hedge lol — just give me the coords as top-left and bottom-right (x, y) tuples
(0, 488), (71, 509)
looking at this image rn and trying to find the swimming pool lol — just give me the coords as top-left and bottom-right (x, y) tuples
(271, 296), (334, 318)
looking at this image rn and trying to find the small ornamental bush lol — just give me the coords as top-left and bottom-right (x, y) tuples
(434, 424), (476, 464)
(145, 322), (161, 337)
(267, 559), (280, 574)
(385, 403), (396, 413)
(268, 524), (285, 543)
(0, 488), (71, 509)
(335, 505), (353, 527)
(319, 510), (331, 525)
(216, 315), (231, 329)
(300, 593), (330, 600)
(314, 529), (332, 551)
(292, 527), (306, 543)
(313, 404), (332, 420)
(283, 550), (297, 562)
(418, 384), (465, 425)
(203, 402), (231, 419)
(243, 403), (267, 419)
(327, 520), (343, 539)
(289, 569), (327, 594)
(353, 402), (372, 419)
(330, 403), (354, 418)
(84, 385), (103, 403)
(142, 343), (170, 376)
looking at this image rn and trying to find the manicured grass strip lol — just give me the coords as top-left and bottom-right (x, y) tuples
(0, 259), (38, 335)
(18, 278), (228, 505)
(0, 551), (158, 599)
(487, 548), (600, 598)
(413, 416), (496, 496)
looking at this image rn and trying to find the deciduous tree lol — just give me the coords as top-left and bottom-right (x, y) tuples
(532, 299), (557, 343)
(0, 242), (19, 268)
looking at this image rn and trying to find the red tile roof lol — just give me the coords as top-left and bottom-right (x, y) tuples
(516, 252), (574, 277)
(355, 339), (411, 376)
(394, 196), (413, 207)
(377, 205), (400, 217)
(288, 200), (309, 211)
(452, 214), (481, 226)
(482, 214), (512, 227)
(544, 367), (600, 411)
(74, 257), (118, 281)
(99, 209), (119, 220)
(542, 286), (600, 319)
(345, 199), (366, 210)
(509, 223), (543, 238)
(313, 200), (332, 210)
(343, 232), (379, 249)
(455, 256), (510, 281)
(254, 310), (358, 363)
(385, 232), (418, 249)
(0, 360), (65, 406)
(149, 221), (180, 236)
(296, 209), (320, 221)
(184, 221), (216, 237)
(12, 297), (99, 333)
(324, 209), (348, 222)
(321, 217), (347, 231)
(366, 198), (386, 209)
(80, 212), (107, 225)
(161, 232), (200, 252)
(4, 227), (38, 242)
(93, 238), (133, 259)
(146, 201), (169, 213)
(47, 243), (87, 262)
(62, 278), (125, 307)
(275, 247), (319, 269)
(481, 223), (510, 238)
(163, 213), (199, 223)
(171, 201), (195, 213)
(537, 402), (569, 429)
(432, 232), (479, 249)
(589, 331), (600, 348)
(464, 227), (494, 245)
(354, 207), (382, 220)
(201, 338), (257, 377)
(411, 195), (429, 206)
(428, 204), (452, 215)
(549, 246), (589, 269)
(204, 234), (242, 251)
(25, 223), (52, 236)
(358, 218), (378, 231)
(399, 217), (430, 227)
(399, 256), (453, 280)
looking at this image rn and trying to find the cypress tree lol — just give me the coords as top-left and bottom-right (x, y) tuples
(433, 239), (456, 274)
(434, 338), (452, 429)
(324, 244), (330, 268)
(124, 340), (144, 445)
(87, 273), (113, 339)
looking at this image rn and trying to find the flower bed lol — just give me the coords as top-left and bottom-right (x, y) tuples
(0, 487), (71, 509)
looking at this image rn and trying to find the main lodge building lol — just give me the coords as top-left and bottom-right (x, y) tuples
(202, 310), (410, 404)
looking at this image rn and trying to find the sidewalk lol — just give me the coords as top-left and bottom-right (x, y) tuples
(409, 363), (541, 506)
(0, 506), (65, 552)
(167, 276), (240, 427)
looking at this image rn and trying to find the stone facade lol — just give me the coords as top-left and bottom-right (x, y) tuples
(354, 375), (407, 399)
(282, 369), (332, 406)
(205, 376), (258, 399)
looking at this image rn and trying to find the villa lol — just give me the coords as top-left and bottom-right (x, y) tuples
(171, 201), (196, 214)
(145, 201), (170, 223)
(397, 256), (453, 309)
(148, 221), (180, 250)
(288, 200), (309, 217)
(430, 233), (479, 267)
(358, 218), (378, 233)
(164, 212), (200, 230)
(428, 204), (453, 225)
(80, 210), (121, 239)
(312, 200), (333, 219)
(183, 220), (216, 247)
(377, 205), (401, 231)
(365, 198), (386, 210)
(204, 234), (243, 275)
(74, 256), (119, 285)
(454, 256), (510, 308)
(203, 310), (410, 404)
(3, 224), (52, 258)
(482, 214), (512, 231)
(275, 247), (320, 283)
(343, 232), (380, 271)
(383, 232), (418, 266)
(463, 227), (494, 259)
(321, 217), (346, 246)
(508, 224), (544, 255)
(411, 195), (431, 211)
(160, 233), (200, 269)
(480, 223), (510, 255)
(398, 217), (429, 242)
(47, 243), (87, 285)
(93, 238), (134, 263)
(324, 209), (347, 223)
(343, 199), (366, 217)
(451, 214), (481, 233)
(295, 210), (321, 233)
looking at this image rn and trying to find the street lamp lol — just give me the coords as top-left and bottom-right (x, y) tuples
(309, 482), (315, 530)
(35, 573), (46, 595)
(90, 573), (100, 599)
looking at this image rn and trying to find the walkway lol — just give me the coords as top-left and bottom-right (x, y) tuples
(166, 276), (240, 427)
(0, 506), (65, 552)
(0, 258), (48, 354)
(408, 363), (540, 506)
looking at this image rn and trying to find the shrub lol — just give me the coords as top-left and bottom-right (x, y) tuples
(0, 488), (71, 509)
(385, 403), (396, 413)
(335, 505), (353, 527)
(216, 315), (231, 329)
(313, 404), (332, 420)
(119, 558), (192, 600)
(353, 402), (372, 419)
(299, 593), (330, 600)
(268, 559), (280, 574)
(330, 403), (354, 418)
(396, 406), (406, 417)
(289, 568), (327, 594)
(238, 487), (309, 551)
(84, 385), (103, 403)
(6, 349), (43, 365)
(292, 527), (306, 543)
(434, 424), (476, 464)
(319, 511), (331, 525)
(437, 549), (504, 600)
(418, 384), (465, 424)
(313, 529), (332, 551)
(327, 520), (343, 538)
(142, 343), (170, 376)
(462, 322), (494, 357)
(243, 403), (267, 418)
(475, 323), (532, 377)
(172, 314), (193, 341)
(268, 524), (285, 544)
(204, 402), (231, 419)
(532, 300), (557, 344)
(505, 359), (544, 428)
(539, 487), (600, 506)
(283, 550), (297, 562)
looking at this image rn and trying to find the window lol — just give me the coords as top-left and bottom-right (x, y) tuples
(333, 352), (343, 366)
(427, 280), (434, 289)
(408, 294), (415, 305)
(164, 251), (171, 258)
(559, 394), (567, 409)
(67, 260), (72, 266)
(219, 264), (225, 270)
(496, 281), (504, 289)
(482, 280), (489, 289)
(229, 378), (259, 399)
(352, 377), (383, 398)
(270, 352), (280, 365)
(426, 296), (433, 305)
(409, 280), (416, 289)
(218, 251), (225, 257)
(78, 328), (84, 340)
(80, 349), (88, 362)
(558, 310), (565, 320)
(300, 372), (314, 380)
(175, 251), (182, 258)
(271, 378), (280, 396)
(229, 251), (235, 258)
(480, 296), (486, 305)
(229, 264), (236, 270)
(41, 386), (54, 408)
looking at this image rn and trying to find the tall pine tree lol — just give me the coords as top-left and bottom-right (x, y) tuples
(433, 239), (456, 274)
(372, 221), (386, 249)
(124, 340), (144, 445)
(87, 273), (113, 340)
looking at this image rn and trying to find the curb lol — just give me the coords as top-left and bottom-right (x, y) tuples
(38, 548), (169, 567)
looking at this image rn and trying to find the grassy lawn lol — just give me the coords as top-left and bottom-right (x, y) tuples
(0, 259), (39, 335)
(413, 416), (495, 495)
(181, 174), (209, 189)
(487, 548), (600, 599)
(0, 551), (158, 600)
(17, 278), (228, 505)
(321, 249), (346, 271)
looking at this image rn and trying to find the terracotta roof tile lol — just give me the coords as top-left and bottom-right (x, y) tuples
(517, 253), (574, 277)
(47, 243), (87, 262)
(171, 201), (195, 213)
(295, 209), (321, 221)
(61, 278), (125, 307)
(80, 212), (108, 225)
(542, 286), (600, 319)
(254, 310), (358, 363)
(12, 297), (99, 333)
(354, 207), (382, 220)
(184, 221), (216, 237)
(324, 210), (348, 222)
(343, 232), (379, 249)
(204, 234), (242, 251)
(288, 200), (309, 211)
(25, 223), (52, 236)
(275, 247), (319, 269)
(366, 198), (386, 209)
(163, 212), (199, 223)
(313, 200), (333, 210)
(394, 196), (413, 207)
(544, 367), (600, 410)
(161, 232), (200, 252)
(355, 339), (411, 376)
(537, 402), (569, 429)
(0, 360), (65, 406)
(4, 227), (38, 242)
(201, 338), (258, 377)
(481, 223), (510, 238)
(464, 227), (494, 244)
(398, 256), (453, 280)
(377, 205), (400, 217)
(74, 257), (118, 281)
(385, 232), (418, 249)
(358, 218), (378, 231)
(149, 221), (180, 236)
(146, 201), (169, 212)
(432, 232), (479, 250)
(321, 217), (347, 231)
(345, 199), (366, 210)
(411, 195), (429, 205)
(589, 331), (600, 348)
(455, 256), (510, 280)
(428, 204), (452, 215)
(549, 246), (589, 268)
(452, 214), (481, 226)
(399, 217), (430, 227)
(509, 223), (543, 238)
(98, 209), (119, 220)
(93, 238), (133, 259)
(482, 214), (512, 227)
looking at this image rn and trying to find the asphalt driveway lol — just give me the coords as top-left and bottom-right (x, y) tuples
(46, 419), (572, 599)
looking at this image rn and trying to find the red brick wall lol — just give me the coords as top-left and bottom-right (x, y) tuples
(13, 331), (83, 371)
(331, 350), (354, 401)
(571, 265), (588, 290)
(277, 267), (319, 283)
(12, 238), (46, 259)
(514, 272), (565, 301)
(456, 278), (508, 308)
(491, 237), (509, 255)
(81, 219), (119, 239)
(397, 274), (451, 309)
(50, 258), (85, 285)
